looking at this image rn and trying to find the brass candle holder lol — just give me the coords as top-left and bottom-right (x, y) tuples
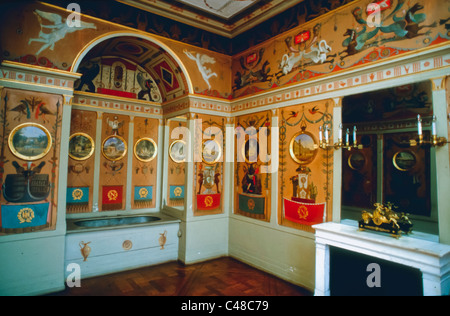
(319, 124), (363, 150)
(409, 115), (448, 147)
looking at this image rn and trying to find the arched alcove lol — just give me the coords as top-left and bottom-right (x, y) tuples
(71, 32), (193, 103)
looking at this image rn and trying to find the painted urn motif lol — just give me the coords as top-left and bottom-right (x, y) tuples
(79, 241), (91, 261)
(159, 231), (167, 250)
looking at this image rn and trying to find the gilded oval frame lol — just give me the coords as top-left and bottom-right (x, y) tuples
(68, 132), (95, 161)
(393, 150), (417, 172)
(169, 140), (186, 163)
(102, 135), (127, 161)
(202, 139), (222, 165)
(8, 123), (52, 161)
(348, 152), (366, 171)
(289, 131), (318, 165)
(134, 137), (157, 162)
(242, 138), (260, 164)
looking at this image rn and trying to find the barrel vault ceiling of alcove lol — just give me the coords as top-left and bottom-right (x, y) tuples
(81, 36), (187, 101)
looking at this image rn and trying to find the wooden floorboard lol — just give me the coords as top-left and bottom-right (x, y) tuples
(49, 257), (312, 296)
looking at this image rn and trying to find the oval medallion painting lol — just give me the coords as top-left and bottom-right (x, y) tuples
(242, 138), (259, 163)
(134, 137), (157, 162)
(348, 152), (366, 171)
(289, 131), (318, 165)
(393, 150), (416, 172)
(102, 135), (127, 161)
(68, 132), (95, 161)
(202, 139), (222, 165)
(9, 123), (52, 161)
(169, 140), (186, 163)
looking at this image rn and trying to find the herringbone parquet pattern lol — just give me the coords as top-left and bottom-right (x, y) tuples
(50, 257), (312, 296)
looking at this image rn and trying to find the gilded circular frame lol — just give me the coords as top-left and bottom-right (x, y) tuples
(8, 123), (52, 161)
(169, 140), (186, 163)
(393, 150), (417, 172)
(102, 135), (127, 161)
(68, 132), (95, 161)
(202, 139), (222, 165)
(348, 152), (366, 171)
(242, 138), (259, 164)
(134, 137), (157, 162)
(289, 131), (318, 165)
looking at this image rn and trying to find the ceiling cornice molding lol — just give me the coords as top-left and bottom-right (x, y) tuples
(118, 0), (304, 38)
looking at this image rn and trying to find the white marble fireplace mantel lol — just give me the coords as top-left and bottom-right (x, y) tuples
(313, 222), (450, 296)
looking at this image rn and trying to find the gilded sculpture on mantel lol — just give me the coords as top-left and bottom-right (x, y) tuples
(359, 202), (413, 239)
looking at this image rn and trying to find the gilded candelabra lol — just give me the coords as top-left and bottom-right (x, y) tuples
(409, 115), (448, 147)
(319, 124), (363, 150)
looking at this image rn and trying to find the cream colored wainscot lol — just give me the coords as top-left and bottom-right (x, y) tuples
(65, 213), (180, 279)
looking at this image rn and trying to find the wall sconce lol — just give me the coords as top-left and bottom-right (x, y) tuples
(319, 124), (362, 150)
(409, 115), (448, 147)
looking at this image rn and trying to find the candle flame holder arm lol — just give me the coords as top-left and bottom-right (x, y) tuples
(409, 115), (448, 147)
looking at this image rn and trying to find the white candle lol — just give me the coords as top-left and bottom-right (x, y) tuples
(432, 115), (437, 136)
(353, 126), (357, 145)
(339, 124), (343, 143)
(324, 125), (329, 144)
(346, 128), (350, 146)
(319, 126), (323, 144)
(417, 114), (422, 136)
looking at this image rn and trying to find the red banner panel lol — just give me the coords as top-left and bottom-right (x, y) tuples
(102, 185), (123, 211)
(196, 193), (221, 211)
(283, 198), (325, 226)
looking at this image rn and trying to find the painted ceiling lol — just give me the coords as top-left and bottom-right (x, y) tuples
(42, 0), (355, 55)
(120, 0), (305, 38)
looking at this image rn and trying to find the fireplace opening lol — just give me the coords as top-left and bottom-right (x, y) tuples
(329, 246), (423, 296)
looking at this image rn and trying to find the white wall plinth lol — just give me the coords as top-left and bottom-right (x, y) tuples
(313, 222), (450, 296)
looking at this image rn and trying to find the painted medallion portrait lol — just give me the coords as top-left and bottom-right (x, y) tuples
(289, 131), (318, 165)
(68, 132), (95, 161)
(134, 137), (157, 162)
(9, 123), (52, 161)
(102, 135), (127, 161)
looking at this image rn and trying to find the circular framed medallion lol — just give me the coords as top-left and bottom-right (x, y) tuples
(68, 132), (95, 161)
(102, 135), (127, 161)
(348, 152), (366, 171)
(134, 137), (157, 162)
(289, 131), (318, 165)
(393, 150), (417, 172)
(8, 123), (52, 161)
(242, 138), (259, 163)
(169, 140), (186, 163)
(202, 139), (222, 165)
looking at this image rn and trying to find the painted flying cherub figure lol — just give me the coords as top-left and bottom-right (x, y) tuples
(28, 9), (96, 55)
(184, 50), (218, 90)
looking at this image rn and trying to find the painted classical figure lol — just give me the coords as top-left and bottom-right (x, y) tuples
(184, 50), (217, 90)
(28, 9), (96, 55)
(242, 164), (262, 195)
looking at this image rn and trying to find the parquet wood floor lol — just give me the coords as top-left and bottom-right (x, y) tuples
(49, 257), (312, 296)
